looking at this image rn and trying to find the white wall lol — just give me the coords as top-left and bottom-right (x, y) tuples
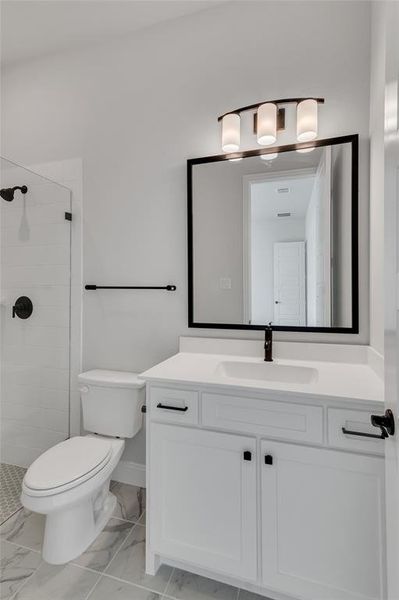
(1, 1), (371, 466)
(369, 2), (385, 355)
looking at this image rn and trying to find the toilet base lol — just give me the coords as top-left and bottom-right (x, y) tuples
(42, 482), (117, 565)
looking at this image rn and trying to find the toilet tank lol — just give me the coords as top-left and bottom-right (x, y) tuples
(78, 370), (145, 438)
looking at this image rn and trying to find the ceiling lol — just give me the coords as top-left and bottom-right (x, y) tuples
(0, 0), (225, 65)
(251, 175), (316, 221)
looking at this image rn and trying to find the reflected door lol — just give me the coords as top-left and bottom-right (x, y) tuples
(273, 241), (306, 326)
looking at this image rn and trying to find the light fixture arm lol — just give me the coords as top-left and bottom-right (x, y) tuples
(217, 97), (325, 121)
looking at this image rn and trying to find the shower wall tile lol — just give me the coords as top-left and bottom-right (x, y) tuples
(1, 365), (70, 389)
(0, 445), (43, 468)
(1, 223), (70, 247)
(2, 324), (69, 349)
(2, 404), (69, 433)
(1, 285), (70, 307)
(2, 244), (69, 267)
(1, 264), (70, 286)
(1, 384), (69, 410)
(1, 202), (70, 228)
(1, 183), (71, 468)
(2, 422), (66, 449)
(3, 344), (69, 369)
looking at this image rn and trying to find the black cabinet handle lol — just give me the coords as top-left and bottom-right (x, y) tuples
(342, 427), (385, 440)
(156, 403), (188, 412)
(264, 454), (273, 465)
(243, 451), (252, 461)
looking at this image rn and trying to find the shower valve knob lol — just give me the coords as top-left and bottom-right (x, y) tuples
(12, 296), (33, 319)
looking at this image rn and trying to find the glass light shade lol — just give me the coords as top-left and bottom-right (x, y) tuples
(257, 103), (277, 145)
(260, 152), (278, 160)
(297, 99), (318, 142)
(296, 147), (315, 154)
(221, 113), (240, 152)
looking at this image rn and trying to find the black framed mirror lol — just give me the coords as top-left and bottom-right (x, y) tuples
(187, 134), (359, 333)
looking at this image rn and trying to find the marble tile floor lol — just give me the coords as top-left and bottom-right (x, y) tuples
(0, 482), (266, 600)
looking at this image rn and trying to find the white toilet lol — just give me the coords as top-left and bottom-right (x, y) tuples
(21, 369), (145, 565)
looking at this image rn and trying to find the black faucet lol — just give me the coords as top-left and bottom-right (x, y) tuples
(264, 322), (273, 362)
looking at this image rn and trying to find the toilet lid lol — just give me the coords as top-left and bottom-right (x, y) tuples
(24, 436), (112, 491)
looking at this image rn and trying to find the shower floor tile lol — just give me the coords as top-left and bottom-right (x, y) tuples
(0, 464), (26, 525)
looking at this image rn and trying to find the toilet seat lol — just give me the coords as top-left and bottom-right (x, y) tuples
(23, 436), (112, 497)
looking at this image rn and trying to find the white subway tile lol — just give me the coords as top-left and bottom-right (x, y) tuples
(1, 364), (69, 390)
(2, 403), (69, 433)
(1, 285), (70, 307)
(2, 264), (70, 286)
(1, 203), (70, 229)
(1, 222), (70, 247)
(2, 322), (69, 349)
(2, 244), (69, 267)
(0, 443), (43, 468)
(2, 344), (69, 369)
(1, 420), (67, 451)
(1, 384), (69, 410)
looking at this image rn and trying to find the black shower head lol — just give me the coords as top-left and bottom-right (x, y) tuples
(0, 185), (28, 202)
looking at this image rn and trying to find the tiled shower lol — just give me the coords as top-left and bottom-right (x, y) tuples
(0, 157), (72, 522)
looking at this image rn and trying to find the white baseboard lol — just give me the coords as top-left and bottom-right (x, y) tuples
(112, 460), (146, 488)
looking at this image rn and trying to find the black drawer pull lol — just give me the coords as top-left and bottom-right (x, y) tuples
(157, 403), (188, 412)
(342, 427), (385, 440)
(264, 454), (273, 465)
(243, 451), (252, 461)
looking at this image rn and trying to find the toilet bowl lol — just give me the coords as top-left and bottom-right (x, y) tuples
(21, 370), (145, 565)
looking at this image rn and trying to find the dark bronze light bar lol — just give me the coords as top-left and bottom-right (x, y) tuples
(217, 97), (325, 121)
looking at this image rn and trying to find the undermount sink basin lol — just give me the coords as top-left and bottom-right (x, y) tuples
(216, 361), (318, 384)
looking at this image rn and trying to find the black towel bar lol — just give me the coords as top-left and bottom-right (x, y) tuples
(85, 284), (176, 291)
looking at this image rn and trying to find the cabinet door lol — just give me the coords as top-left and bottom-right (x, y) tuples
(261, 441), (385, 600)
(149, 423), (257, 581)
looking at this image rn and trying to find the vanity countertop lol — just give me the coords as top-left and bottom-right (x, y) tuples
(141, 338), (384, 406)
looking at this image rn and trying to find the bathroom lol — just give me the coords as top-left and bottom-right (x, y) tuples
(0, 0), (398, 599)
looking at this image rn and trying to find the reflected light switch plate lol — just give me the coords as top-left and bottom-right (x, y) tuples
(220, 277), (232, 290)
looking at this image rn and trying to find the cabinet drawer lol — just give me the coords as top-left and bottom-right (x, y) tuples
(149, 387), (199, 425)
(202, 393), (323, 444)
(328, 408), (385, 455)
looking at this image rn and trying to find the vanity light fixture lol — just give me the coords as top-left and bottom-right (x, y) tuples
(218, 97), (324, 153)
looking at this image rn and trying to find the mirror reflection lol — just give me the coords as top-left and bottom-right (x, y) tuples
(190, 137), (357, 330)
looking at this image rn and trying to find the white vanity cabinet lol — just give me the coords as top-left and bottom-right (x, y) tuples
(146, 384), (386, 600)
(149, 423), (257, 580)
(260, 441), (384, 600)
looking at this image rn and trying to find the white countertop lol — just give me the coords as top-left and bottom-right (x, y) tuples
(141, 338), (384, 405)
